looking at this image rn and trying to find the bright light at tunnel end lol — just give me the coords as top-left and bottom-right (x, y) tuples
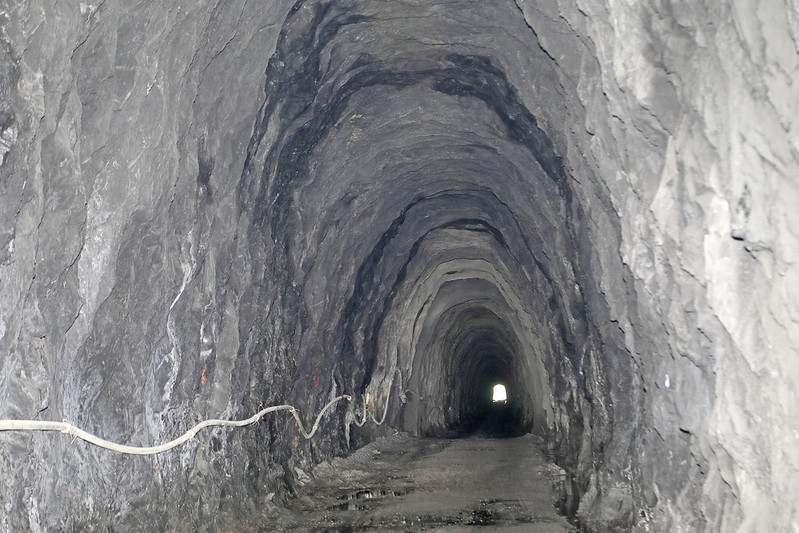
(492, 384), (507, 403)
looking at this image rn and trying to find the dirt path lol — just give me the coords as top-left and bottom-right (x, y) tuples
(274, 433), (575, 531)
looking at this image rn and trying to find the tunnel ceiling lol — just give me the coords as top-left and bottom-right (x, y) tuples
(245, 0), (591, 431)
(2, 0), (798, 531)
(212, 2), (590, 451)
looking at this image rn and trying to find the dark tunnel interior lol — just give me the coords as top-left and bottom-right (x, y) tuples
(0, 1), (645, 527)
(1, 0), (797, 531)
(455, 329), (525, 438)
(434, 305), (529, 438)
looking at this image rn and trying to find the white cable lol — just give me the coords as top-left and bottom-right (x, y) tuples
(1, 369), (406, 455)
(0, 395), (352, 455)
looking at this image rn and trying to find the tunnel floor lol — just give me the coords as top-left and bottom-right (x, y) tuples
(251, 433), (575, 532)
(453, 402), (528, 439)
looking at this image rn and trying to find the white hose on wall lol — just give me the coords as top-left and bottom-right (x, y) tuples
(0, 390), (392, 455)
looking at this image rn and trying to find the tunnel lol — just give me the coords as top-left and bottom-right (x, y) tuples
(1, 0), (798, 531)
(441, 306), (528, 437)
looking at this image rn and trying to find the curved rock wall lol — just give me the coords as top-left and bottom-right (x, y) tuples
(0, 1), (797, 531)
(518, 0), (799, 529)
(1, 2), (298, 529)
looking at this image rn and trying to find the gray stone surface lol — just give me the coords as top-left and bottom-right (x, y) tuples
(0, 0), (797, 531)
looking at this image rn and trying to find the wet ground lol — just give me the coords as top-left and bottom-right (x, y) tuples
(264, 433), (575, 532)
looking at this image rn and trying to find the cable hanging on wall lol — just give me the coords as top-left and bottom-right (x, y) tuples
(0, 372), (399, 456)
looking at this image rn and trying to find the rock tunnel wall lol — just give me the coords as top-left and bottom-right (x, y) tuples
(1, 1), (797, 531)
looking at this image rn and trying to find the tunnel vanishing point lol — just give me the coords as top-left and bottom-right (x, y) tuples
(1, 1), (798, 531)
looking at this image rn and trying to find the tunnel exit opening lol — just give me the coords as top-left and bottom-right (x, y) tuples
(491, 383), (508, 403)
(492, 384), (507, 403)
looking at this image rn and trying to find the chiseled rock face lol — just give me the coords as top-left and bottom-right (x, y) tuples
(0, 1), (797, 531)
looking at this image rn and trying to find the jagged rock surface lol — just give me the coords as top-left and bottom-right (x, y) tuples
(0, 1), (797, 531)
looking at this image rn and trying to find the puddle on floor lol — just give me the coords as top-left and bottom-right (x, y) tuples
(311, 497), (549, 532)
(328, 487), (415, 512)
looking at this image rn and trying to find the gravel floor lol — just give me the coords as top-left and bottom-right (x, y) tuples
(270, 432), (576, 532)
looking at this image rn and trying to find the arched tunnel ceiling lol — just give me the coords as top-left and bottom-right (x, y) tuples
(1, 0), (798, 531)
(244, 0), (586, 406)
(233, 3), (598, 459)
